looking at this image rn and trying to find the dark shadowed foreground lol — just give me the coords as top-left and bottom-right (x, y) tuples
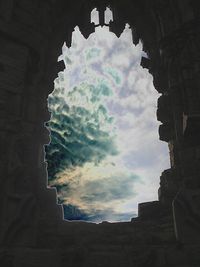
(0, 0), (200, 266)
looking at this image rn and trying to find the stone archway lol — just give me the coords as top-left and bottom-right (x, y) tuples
(45, 17), (170, 222)
(0, 0), (200, 266)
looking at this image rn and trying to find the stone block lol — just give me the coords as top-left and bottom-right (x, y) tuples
(159, 123), (173, 142)
(0, 0), (13, 21)
(13, 249), (60, 267)
(138, 201), (161, 220)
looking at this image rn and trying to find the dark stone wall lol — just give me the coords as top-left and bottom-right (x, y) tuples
(0, 0), (200, 266)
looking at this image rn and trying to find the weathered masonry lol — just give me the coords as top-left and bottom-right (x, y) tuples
(0, 0), (200, 266)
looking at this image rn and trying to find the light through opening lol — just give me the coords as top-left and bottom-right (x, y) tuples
(45, 20), (170, 223)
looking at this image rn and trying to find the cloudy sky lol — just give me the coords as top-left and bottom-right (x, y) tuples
(45, 20), (170, 223)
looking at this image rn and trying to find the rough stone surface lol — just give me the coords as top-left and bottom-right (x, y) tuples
(0, 0), (200, 266)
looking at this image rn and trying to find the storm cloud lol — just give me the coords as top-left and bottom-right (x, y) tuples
(46, 81), (118, 181)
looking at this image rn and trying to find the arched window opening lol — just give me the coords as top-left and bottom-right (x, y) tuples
(90, 8), (99, 25)
(45, 17), (170, 223)
(91, 6), (113, 27)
